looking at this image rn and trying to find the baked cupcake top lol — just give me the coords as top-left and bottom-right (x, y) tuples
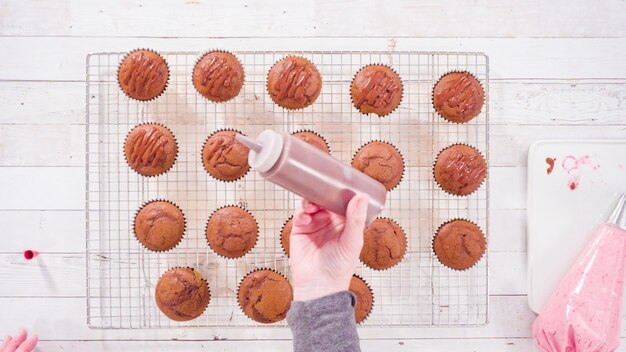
(238, 269), (293, 324)
(267, 56), (322, 110)
(280, 216), (293, 257)
(155, 267), (210, 321)
(360, 218), (406, 270)
(433, 71), (484, 123)
(349, 275), (373, 324)
(351, 65), (402, 117)
(193, 51), (244, 102)
(118, 49), (169, 101)
(434, 144), (486, 196)
(292, 131), (330, 154)
(134, 200), (185, 252)
(206, 206), (257, 258)
(124, 123), (177, 176)
(202, 130), (250, 182)
(352, 141), (404, 191)
(433, 219), (486, 270)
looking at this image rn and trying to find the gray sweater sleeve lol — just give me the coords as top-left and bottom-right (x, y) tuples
(287, 291), (361, 352)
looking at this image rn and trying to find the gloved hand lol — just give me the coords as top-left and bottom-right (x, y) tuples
(1, 329), (38, 352)
(289, 194), (369, 301)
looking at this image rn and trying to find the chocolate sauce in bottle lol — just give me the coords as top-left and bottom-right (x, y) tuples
(236, 130), (386, 224)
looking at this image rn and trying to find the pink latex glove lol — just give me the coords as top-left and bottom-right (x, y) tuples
(289, 194), (369, 301)
(0, 329), (38, 352)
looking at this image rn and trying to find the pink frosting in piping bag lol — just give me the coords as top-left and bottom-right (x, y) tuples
(533, 194), (626, 352)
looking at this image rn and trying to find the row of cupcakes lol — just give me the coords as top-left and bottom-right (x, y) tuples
(124, 123), (487, 196)
(134, 199), (485, 271)
(151, 219), (485, 324)
(118, 49), (484, 122)
(154, 267), (373, 325)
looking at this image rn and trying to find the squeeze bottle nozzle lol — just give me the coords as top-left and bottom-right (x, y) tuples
(235, 134), (264, 153)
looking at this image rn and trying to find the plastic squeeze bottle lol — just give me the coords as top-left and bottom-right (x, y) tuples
(235, 130), (387, 224)
(532, 193), (626, 352)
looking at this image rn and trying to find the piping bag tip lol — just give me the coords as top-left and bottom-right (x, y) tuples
(607, 193), (626, 230)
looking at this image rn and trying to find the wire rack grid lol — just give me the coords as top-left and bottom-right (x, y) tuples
(86, 50), (489, 329)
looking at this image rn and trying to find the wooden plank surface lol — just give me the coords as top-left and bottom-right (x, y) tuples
(1, 0), (625, 38)
(1, 0), (625, 350)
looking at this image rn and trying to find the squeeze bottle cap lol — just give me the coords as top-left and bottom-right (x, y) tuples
(235, 131), (284, 173)
(607, 193), (626, 230)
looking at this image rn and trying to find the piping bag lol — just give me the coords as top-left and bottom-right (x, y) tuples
(533, 193), (626, 352)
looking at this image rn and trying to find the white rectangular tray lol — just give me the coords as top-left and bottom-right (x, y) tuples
(527, 140), (626, 313)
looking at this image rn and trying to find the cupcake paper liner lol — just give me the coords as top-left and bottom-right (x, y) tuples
(359, 217), (408, 271)
(351, 139), (406, 192)
(123, 122), (178, 178)
(431, 70), (485, 124)
(201, 128), (251, 182)
(351, 274), (375, 325)
(431, 218), (487, 271)
(192, 49), (245, 103)
(432, 142), (487, 197)
(266, 55), (322, 111)
(156, 266), (211, 320)
(350, 63), (404, 118)
(236, 268), (292, 324)
(117, 48), (170, 102)
(279, 215), (294, 258)
(291, 129), (332, 154)
(132, 199), (187, 253)
(204, 204), (259, 260)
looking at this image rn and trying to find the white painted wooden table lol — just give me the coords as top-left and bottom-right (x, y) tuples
(1, 1), (626, 351)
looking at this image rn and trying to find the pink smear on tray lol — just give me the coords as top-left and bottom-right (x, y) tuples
(561, 155), (599, 191)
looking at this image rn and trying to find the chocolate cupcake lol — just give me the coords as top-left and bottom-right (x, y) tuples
(202, 130), (250, 182)
(134, 200), (185, 252)
(206, 206), (258, 258)
(351, 65), (403, 117)
(352, 141), (404, 191)
(434, 144), (486, 196)
(292, 130), (331, 154)
(360, 218), (406, 270)
(433, 219), (486, 270)
(267, 56), (322, 110)
(349, 275), (374, 324)
(118, 49), (169, 101)
(237, 269), (293, 324)
(193, 51), (244, 102)
(124, 123), (177, 177)
(433, 71), (484, 123)
(280, 216), (293, 257)
(155, 267), (211, 321)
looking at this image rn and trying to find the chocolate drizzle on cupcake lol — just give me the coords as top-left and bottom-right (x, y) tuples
(193, 51), (244, 102)
(433, 71), (484, 123)
(124, 123), (177, 177)
(351, 64), (403, 117)
(433, 144), (486, 196)
(267, 56), (322, 110)
(201, 129), (250, 182)
(118, 49), (169, 101)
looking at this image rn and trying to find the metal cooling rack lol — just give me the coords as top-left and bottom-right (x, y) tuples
(86, 50), (489, 328)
